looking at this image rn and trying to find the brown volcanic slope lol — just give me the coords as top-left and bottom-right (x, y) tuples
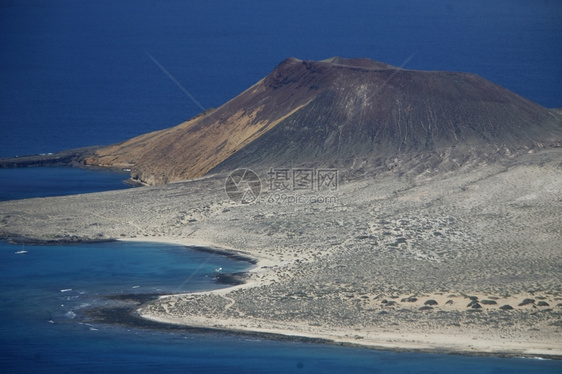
(87, 57), (562, 185)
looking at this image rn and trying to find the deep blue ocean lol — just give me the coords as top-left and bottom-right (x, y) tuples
(0, 167), (130, 201)
(1, 1), (561, 372)
(1, 0), (561, 159)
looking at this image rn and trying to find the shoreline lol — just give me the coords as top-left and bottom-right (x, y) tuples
(83, 287), (562, 361)
(139, 312), (562, 360)
(2, 155), (561, 362)
(3, 236), (117, 246)
(0, 146), (101, 169)
(117, 237), (562, 360)
(2, 233), (561, 360)
(119, 236), (280, 281)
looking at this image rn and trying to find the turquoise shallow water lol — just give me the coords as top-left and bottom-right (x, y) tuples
(1, 239), (561, 373)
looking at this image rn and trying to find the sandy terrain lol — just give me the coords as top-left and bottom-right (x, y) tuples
(1, 149), (561, 358)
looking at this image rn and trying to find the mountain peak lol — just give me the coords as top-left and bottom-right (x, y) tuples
(322, 56), (398, 69)
(85, 57), (561, 185)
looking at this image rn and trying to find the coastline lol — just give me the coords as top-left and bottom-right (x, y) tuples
(118, 237), (562, 360)
(139, 311), (562, 360)
(2, 154), (561, 362)
(4, 235), (560, 359)
(0, 146), (101, 169)
(118, 236), (276, 293)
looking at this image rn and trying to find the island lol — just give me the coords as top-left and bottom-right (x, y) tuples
(1, 57), (561, 358)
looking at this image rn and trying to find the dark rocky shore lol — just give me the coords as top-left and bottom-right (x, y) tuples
(83, 293), (333, 346)
(190, 245), (258, 265)
(3, 235), (117, 246)
(83, 293), (562, 360)
(0, 146), (99, 169)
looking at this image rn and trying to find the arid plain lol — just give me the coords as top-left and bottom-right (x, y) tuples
(1, 149), (561, 358)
